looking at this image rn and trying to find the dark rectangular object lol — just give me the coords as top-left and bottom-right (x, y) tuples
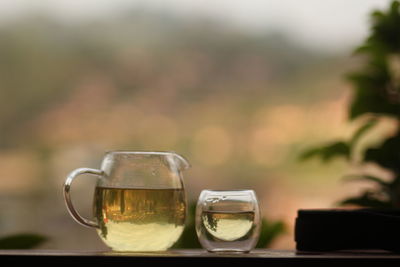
(295, 209), (400, 253)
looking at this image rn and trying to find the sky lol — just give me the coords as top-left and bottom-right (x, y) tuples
(0, 0), (392, 52)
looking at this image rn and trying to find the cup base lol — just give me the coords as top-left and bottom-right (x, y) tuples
(206, 249), (250, 254)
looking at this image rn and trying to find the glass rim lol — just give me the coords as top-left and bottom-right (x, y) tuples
(200, 189), (256, 193)
(199, 189), (258, 199)
(105, 150), (178, 156)
(103, 150), (191, 170)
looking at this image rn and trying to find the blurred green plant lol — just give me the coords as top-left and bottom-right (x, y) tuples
(0, 233), (46, 249)
(300, 1), (400, 208)
(173, 203), (285, 249)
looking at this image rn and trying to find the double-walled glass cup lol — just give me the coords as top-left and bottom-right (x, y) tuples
(63, 151), (190, 252)
(196, 190), (261, 253)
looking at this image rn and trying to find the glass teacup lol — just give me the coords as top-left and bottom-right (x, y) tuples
(195, 190), (261, 253)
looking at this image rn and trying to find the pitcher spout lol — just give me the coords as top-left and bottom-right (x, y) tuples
(170, 152), (190, 171)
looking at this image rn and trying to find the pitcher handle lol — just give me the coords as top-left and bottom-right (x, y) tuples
(63, 168), (103, 228)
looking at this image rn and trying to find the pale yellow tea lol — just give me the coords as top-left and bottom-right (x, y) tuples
(93, 187), (186, 251)
(201, 211), (254, 241)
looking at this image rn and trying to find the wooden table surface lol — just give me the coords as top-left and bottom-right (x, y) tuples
(1, 249), (400, 266)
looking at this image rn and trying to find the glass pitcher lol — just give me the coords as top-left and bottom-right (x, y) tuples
(63, 151), (190, 251)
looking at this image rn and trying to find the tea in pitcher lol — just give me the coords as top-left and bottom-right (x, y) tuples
(63, 151), (190, 251)
(93, 186), (186, 251)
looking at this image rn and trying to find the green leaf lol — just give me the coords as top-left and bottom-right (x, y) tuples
(303, 1), (400, 208)
(347, 0), (400, 120)
(364, 132), (400, 173)
(349, 118), (378, 147)
(0, 234), (47, 249)
(256, 218), (285, 248)
(172, 220), (201, 249)
(348, 65), (400, 120)
(371, 10), (385, 21)
(172, 203), (201, 249)
(299, 141), (350, 162)
(339, 191), (391, 208)
(343, 174), (390, 187)
(363, 1), (400, 55)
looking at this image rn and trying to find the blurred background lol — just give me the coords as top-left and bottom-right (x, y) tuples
(0, 0), (393, 250)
